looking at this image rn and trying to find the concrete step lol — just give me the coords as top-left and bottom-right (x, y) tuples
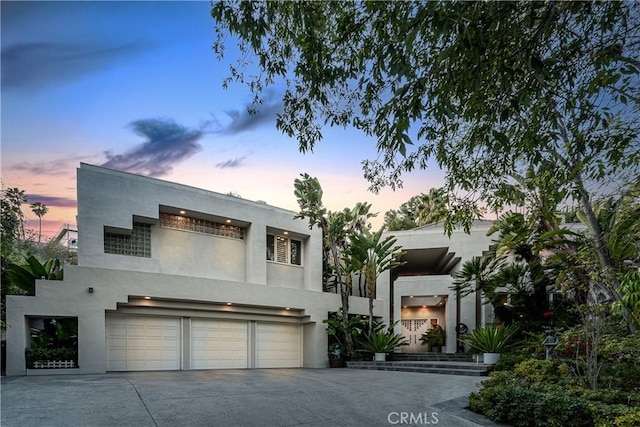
(390, 352), (473, 362)
(345, 360), (490, 376)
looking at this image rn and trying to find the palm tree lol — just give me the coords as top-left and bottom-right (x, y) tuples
(294, 173), (378, 355)
(349, 228), (405, 333)
(415, 187), (448, 226)
(452, 257), (504, 329)
(30, 202), (49, 243)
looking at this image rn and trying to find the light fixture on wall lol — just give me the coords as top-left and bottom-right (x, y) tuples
(88, 287), (94, 294)
(226, 302), (233, 306)
(179, 210), (186, 215)
(144, 296), (151, 300)
(226, 219), (232, 223)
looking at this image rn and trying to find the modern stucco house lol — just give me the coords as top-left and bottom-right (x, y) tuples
(5, 164), (494, 375)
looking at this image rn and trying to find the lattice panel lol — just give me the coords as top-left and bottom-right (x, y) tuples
(104, 222), (151, 257)
(160, 213), (244, 240)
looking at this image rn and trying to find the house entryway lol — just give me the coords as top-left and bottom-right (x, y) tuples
(398, 295), (447, 353)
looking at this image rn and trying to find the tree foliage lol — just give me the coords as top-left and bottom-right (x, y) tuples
(5, 256), (64, 296)
(294, 173), (378, 355)
(383, 187), (448, 231)
(212, 0), (639, 293)
(30, 201), (49, 243)
(347, 228), (405, 332)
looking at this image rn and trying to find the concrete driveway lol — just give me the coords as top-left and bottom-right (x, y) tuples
(1, 369), (497, 426)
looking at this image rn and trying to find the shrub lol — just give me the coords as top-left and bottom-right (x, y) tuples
(469, 380), (593, 427)
(582, 389), (640, 406)
(612, 408), (640, 427)
(512, 359), (571, 386)
(599, 332), (640, 392)
(25, 346), (76, 367)
(587, 402), (640, 427)
(493, 350), (538, 372)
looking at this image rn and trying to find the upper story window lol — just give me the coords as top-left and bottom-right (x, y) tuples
(160, 213), (245, 240)
(267, 234), (302, 265)
(104, 222), (151, 257)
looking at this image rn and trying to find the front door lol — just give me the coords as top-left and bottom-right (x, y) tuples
(400, 319), (430, 352)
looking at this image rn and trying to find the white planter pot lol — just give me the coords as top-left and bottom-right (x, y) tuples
(374, 353), (386, 361)
(483, 352), (501, 365)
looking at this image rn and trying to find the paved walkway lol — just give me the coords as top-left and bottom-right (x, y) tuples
(1, 369), (498, 426)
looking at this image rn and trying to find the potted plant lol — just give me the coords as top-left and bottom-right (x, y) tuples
(420, 325), (446, 353)
(462, 323), (518, 364)
(359, 321), (409, 361)
(328, 343), (345, 368)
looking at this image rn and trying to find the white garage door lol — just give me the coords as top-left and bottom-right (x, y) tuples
(106, 316), (181, 371)
(257, 323), (301, 368)
(191, 319), (248, 369)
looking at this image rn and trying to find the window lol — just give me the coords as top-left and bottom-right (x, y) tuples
(160, 213), (244, 240)
(104, 222), (151, 257)
(267, 234), (302, 265)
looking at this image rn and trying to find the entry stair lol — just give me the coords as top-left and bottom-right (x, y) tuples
(345, 353), (490, 376)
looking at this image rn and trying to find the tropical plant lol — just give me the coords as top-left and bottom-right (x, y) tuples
(451, 257), (507, 327)
(1, 186), (28, 326)
(295, 174), (378, 355)
(420, 325), (446, 347)
(5, 256), (63, 295)
(383, 188), (449, 231)
(463, 323), (519, 354)
(25, 317), (78, 367)
(347, 228), (405, 333)
(612, 269), (640, 331)
(30, 202), (49, 243)
(358, 321), (409, 354)
(328, 342), (343, 360)
(323, 311), (366, 359)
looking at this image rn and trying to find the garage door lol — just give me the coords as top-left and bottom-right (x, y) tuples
(106, 316), (181, 371)
(256, 323), (301, 368)
(191, 319), (248, 369)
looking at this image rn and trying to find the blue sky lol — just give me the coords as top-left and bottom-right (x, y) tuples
(1, 1), (444, 238)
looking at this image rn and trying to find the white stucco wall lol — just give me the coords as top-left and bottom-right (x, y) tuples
(5, 265), (378, 375)
(153, 227), (245, 281)
(76, 164), (322, 290)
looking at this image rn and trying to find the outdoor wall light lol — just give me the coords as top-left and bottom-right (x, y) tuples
(226, 302), (233, 306)
(88, 287), (94, 293)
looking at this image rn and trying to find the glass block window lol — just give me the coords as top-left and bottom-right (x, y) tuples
(160, 213), (245, 240)
(267, 234), (302, 266)
(104, 222), (151, 257)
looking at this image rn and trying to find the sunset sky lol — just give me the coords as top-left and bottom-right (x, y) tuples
(1, 1), (445, 239)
